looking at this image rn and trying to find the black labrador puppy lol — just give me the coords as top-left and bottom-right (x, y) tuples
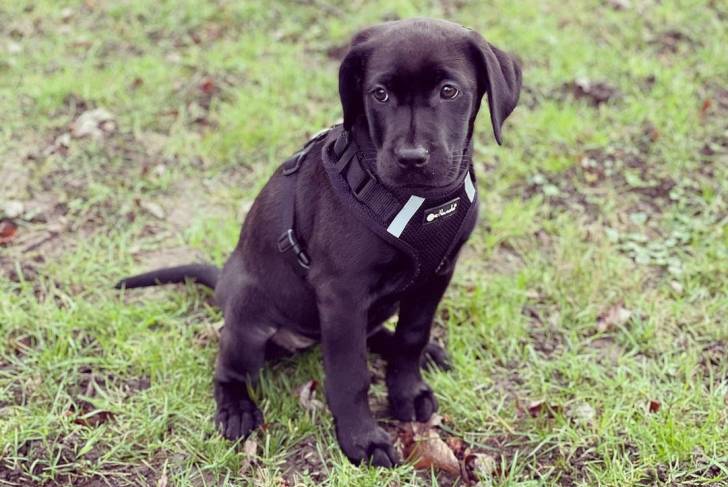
(117, 18), (521, 467)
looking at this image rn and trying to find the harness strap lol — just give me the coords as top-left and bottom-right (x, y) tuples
(333, 130), (401, 223)
(277, 129), (330, 274)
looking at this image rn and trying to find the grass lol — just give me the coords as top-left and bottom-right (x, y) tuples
(1, 0), (726, 485)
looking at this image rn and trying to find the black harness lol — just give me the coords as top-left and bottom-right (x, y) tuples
(278, 125), (478, 291)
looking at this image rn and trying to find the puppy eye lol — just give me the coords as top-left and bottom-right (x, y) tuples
(372, 87), (389, 103)
(440, 85), (459, 100)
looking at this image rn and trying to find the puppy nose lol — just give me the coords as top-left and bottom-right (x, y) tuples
(395, 146), (429, 168)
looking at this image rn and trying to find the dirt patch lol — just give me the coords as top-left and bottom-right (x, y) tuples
(517, 121), (684, 225)
(523, 304), (565, 358)
(698, 340), (727, 387)
(520, 169), (602, 221)
(281, 436), (329, 484)
(561, 78), (621, 107)
(1, 432), (108, 486)
(170, 71), (239, 130)
(586, 336), (624, 365)
(44, 452), (167, 487)
(649, 29), (697, 55)
(480, 241), (527, 277)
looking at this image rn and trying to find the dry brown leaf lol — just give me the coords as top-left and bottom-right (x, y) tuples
(199, 76), (217, 95)
(597, 303), (632, 332)
(409, 428), (460, 476)
(0, 219), (18, 244)
(72, 403), (114, 427)
(527, 399), (545, 417)
(526, 399), (563, 419)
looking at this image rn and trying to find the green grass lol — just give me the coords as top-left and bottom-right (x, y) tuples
(1, 0), (726, 485)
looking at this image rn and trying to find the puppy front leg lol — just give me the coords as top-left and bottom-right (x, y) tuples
(387, 272), (453, 423)
(317, 282), (398, 467)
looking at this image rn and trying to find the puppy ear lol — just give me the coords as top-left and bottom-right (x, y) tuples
(468, 33), (522, 145)
(339, 25), (390, 131)
(338, 46), (367, 131)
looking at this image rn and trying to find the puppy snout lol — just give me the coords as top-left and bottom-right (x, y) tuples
(395, 146), (429, 168)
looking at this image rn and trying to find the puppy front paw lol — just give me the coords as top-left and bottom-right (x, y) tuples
(389, 383), (438, 423)
(336, 422), (400, 467)
(214, 382), (264, 441)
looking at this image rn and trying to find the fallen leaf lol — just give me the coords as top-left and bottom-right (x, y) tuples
(72, 401), (115, 427)
(408, 428), (460, 476)
(199, 76), (217, 95)
(296, 380), (324, 412)
(527, 399), (545, 417)
(239, 437), (258, 474)
(597, 303), (632, 332)
(700, 99), (712, 118)
(140, 201), (166, 220)
(244, 437), (258, 456)
(567, 402), (596, 425)
(2, 200), (24, 219)
(70, 108), (116, 139)
(0, 219), (18, 244)
(525, 399), (562, 419)
(648, 399), (661, 413)
(464, 452), (497, 482)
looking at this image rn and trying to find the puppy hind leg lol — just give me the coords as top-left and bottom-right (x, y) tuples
(214, 305), (275, 441)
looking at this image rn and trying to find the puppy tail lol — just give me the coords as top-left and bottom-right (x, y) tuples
(115, 264), (220, 290)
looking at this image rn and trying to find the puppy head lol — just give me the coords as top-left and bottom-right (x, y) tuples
(339, 18), (521, 189)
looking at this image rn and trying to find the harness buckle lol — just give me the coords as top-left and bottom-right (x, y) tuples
(277, 229), (311, 270)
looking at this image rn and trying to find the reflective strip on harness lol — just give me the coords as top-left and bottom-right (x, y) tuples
(464, 171), (476, 202)
(386, 195), (424, 238)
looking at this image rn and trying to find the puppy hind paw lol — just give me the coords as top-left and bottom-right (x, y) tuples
(215, 400), (263, 441)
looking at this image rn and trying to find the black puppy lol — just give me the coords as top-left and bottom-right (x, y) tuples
(117, 18), (521, 467)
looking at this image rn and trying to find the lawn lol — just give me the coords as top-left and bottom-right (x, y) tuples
(1, 0), (726, 485)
